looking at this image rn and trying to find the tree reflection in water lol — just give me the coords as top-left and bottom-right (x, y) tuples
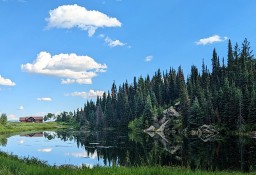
(0, 130), (255, 172)
(42, 130), (256, 173)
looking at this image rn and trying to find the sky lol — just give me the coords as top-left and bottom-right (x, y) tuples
(1, 0), (256, 121)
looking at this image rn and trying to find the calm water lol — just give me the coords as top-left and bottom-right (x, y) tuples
(0, 130), (256, 172)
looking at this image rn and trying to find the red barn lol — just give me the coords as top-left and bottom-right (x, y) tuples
(19, 116), (43, 123)
(20, 132), (44, 137)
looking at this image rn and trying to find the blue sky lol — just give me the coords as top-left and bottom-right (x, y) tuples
(1, 0), (256, 120)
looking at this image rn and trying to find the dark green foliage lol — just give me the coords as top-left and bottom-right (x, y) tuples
(248, 88), (256, 124)
(143, 95), (154, 128)
(60, 38), (256, 132)
(177, 66), (190, 128)
(44, 113), (55, 122)
(188, 97), (203, 129)
(0, 113), (7, 125)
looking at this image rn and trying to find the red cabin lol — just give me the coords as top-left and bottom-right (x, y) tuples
(19, 116), (43, 123)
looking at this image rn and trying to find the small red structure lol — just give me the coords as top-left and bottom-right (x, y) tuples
(20, 132), (44, 137)
(19, 116), (43, 123)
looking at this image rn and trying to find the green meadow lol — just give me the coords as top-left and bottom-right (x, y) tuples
(0, 122), (67, 134)
(0, 151), (252, 175)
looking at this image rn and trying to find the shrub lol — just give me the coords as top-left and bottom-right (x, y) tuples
(0, 114), (7, 126)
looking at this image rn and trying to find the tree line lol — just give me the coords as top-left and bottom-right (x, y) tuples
(57, 38), (256, 132)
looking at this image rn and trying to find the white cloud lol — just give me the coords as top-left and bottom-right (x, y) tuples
(66, 151), (97, 159)
(21, 52), (107, 85)
(46, 4), (121, 37)
(66, 152), (88, 158)
(18, 140), (25, 144)
(195, 35), (228, 45)
(98, 34), (105, 38)
(7, 114), (19, 121)
(66, 90), (104, 99)
(18, 106), (24, 110)
(61, 78), (93, 85)
(37, 98), (52, 101)
(145, 55), (153, 62)
(38, 148), (52, 153)
(0, 75), (15, 86)
(105, 37), (126, 47)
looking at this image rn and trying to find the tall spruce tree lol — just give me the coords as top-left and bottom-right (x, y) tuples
(143, 95), (154, 128)
(177, 66), (190, 128)
(248, 88), (256, 124)
(188, 97), (203, 129)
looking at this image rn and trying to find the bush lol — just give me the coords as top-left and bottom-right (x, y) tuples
(128, 117), (143, 132)
(0, 114), (7, 126)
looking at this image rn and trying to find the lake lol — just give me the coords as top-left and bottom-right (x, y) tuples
(0, 130), (256, 173)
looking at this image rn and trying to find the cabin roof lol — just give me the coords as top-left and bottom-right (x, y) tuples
(19, 116), (43, 120)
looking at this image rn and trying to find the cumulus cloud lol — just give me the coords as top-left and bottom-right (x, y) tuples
(37, 98), (52, 101)
(66, 90), (104, 99)
(21, 52), (107, 85)
(46, 4), (121, 37)
(104, 37), (126, 47)
(99, 35), (126, 47)
(195, 35), (228, 45)
(145, 55), (153, 62)
(0, 75), (16, 86)
(18, 106), (24, 110)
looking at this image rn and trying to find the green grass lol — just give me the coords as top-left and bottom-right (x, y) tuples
(0, 122), (67, 134)
(0, 152), (254, 175)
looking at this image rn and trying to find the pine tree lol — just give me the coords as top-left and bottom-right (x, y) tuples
(248, 88), (256, 124)
(235, 88), (244, 132)
(106, 92), (114, 127)
(188, 97), (203, 129)
(101, 92), (107, 114)
(211, 48), (220, 91)
(222, 78), (231, 126)
(95, 105), (104, 128)
(177, 66), (190, 128)
(169, 68), (178, 104)
(227, 39), (236, 84)
(111, 82), (117, 123)
(143, 95), (154, 128)
(227, 39), (234, 68)
(242, 86), (250, 122)
(153, 69), (163, 106)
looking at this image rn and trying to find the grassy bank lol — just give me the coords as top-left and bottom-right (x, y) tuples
(0, 152), (252, 175)
(0, 122), (67, 134)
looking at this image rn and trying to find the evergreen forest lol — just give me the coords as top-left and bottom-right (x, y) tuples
(56, 39), (256, 133)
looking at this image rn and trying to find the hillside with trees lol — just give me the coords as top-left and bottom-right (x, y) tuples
(57, 39), (256, 133)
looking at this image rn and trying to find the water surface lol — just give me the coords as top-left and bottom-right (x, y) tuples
(0, 130), (256, 173)
(0, 131), (104, 167)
